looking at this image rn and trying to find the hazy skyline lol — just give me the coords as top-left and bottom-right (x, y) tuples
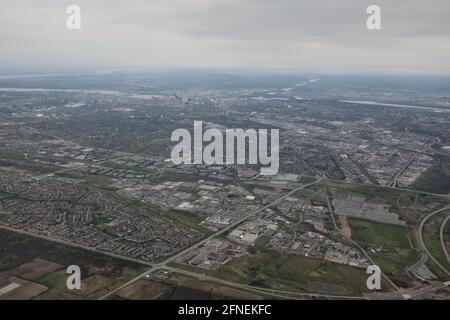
(1, 0), (450, 74)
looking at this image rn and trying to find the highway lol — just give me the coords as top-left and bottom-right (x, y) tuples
(3, 125), (450, 300)
(98, 178), (323, 300)
(161, 266), (366, 300)
(440, 215), (450, 266)
(6, 110), (450, 299)
(325, 197), (400, 292)
(339, 100), (450, 113)
(0, 224), (153, 267)
(325, 177), (450, 200)
(410, 206), (450, 280)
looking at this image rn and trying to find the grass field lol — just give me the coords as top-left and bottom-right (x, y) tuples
(81, 174), (212, 236)
(82, 175), (115, 189)
(111, 272), (268, 300)
(425, 259), (450, 282)
(152, 171), (201, 183)
(0, 192), (9, 200)
(422, 211), (450, 273)
(0, 228), (147, 299)
(298, 176), (317, 184)
(349, 218), (419, 288)
(38, 270), (67, 289)
(95, 212), (114, 225)
(0, 158), (56, 176)
(254, 235), (271, 251)
(172, 249), (372, 297)
(0, 149), (27, 161)
(102, 160), (151, 173)
(163, 274), (266, 300)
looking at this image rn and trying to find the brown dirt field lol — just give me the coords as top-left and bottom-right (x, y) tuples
(338, 216), (352, 238)
(34, 288), (81, 300)
(76, 274), (122, 298)
(0, 276), (48, 300)
(36, 274), (122, 300)
(9, 258), (63, 280)
(116, 279), (170, 300)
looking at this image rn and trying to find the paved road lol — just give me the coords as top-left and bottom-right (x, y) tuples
(368, 281), (449, 300)
(11, 119), (450, 297)
(411, 206), (450, 279)
(0, 224), (153, 267)
(339, 100), (450, 113)
(98, 179), (323, 300)
(325, 177), (450, 200)
(407, 246), (428, 280)
(162, 266), (366, 300)
(7, 124), (450, 295)
(439, 215), (450, 266)
(325, 197), (400, 292)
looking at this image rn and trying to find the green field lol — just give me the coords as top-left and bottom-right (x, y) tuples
(152, 171), (200, 183)
(153, 206), (213, 236)
(110, 188), (212, 236)
(81, 174), (212, 236)
(350, 219), (411, 248)
(422, 212), (450, 273)
(254, 235), (271, 251)
(82, 175), (115, 189)
(0, 228), (147, 300)
(298, 176), (317, 184)
(349, 218), (419, 288)
(38, 270), (68, 290)
(95, 212), (114, 225)
(0, 148), (27, 161)
(162, 274), (267, 300)
(0, 192), (10, 200)
(172, 250), (372, 296)
(103, 160), (151, 173)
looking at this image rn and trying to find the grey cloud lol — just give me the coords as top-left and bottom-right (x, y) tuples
(0, 0), (449, 73)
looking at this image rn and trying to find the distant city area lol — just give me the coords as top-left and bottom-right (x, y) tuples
(0, 71), (449, 300)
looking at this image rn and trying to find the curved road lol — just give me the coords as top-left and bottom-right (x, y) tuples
(99, 179), (323, 300)
(163, 266), (367, 300)
(440, 215), (450, 266)
(325, 197), (400, 292)
(410, 206), (450, 279)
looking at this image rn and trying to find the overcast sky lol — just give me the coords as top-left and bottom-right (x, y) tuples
(1, 0), (450, 74)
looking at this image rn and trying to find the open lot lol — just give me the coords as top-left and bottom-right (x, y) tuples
(115, 279), (171, 300)
(0, 229), (147, 300)
(321, 179), (450, 224)
(349, 218), (419, 288)
(8, 258), (63, 280)
(171, 249), (373, 297)
(164, 274), (266, 300)
(0, 276), (48, 300)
